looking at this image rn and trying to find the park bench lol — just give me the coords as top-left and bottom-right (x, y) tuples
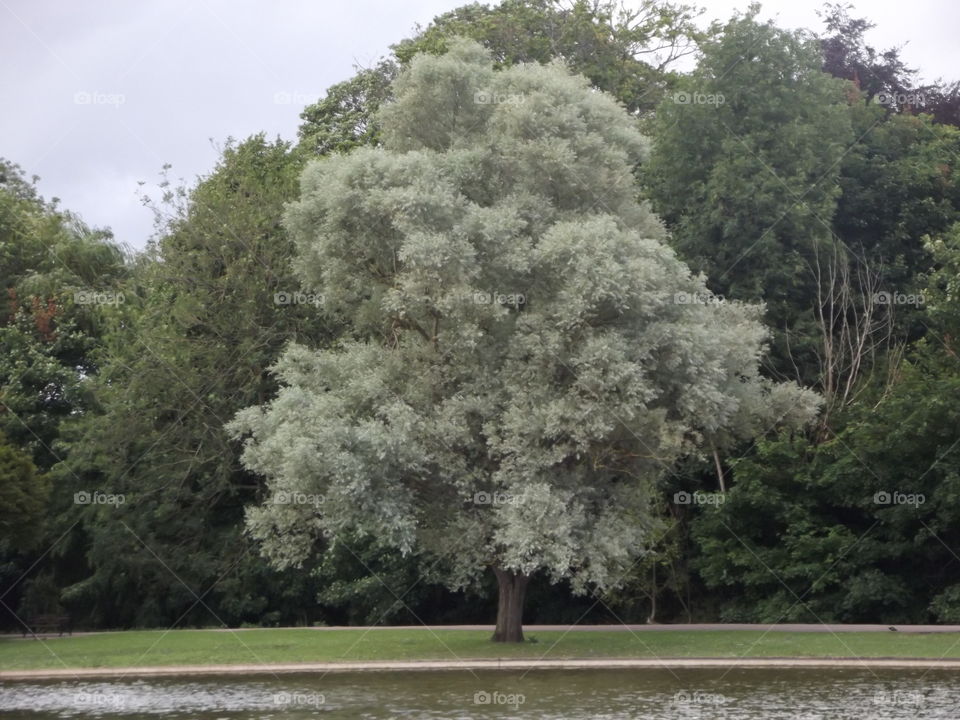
(21, 614), (71, 637)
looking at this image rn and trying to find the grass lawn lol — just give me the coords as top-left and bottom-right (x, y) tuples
(2, 628), (960, 670)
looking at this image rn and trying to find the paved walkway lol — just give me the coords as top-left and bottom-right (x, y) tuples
(300, 624), (960, 633)
(23, 623), (960, 638)
(4, 657), (960, 681)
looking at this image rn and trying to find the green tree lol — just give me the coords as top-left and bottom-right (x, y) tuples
(230, 40), (818, 642)
(0, 432), (49, 552)
(54, 136), (333, 627)
(0, 159), (126, 629)
(644, 6), (854, 382)
(692, 347), (960, 623)
(803, 95), (960, 428)
(0, 159), (127, 468)
(692, 227), (960, 622)
(834, 108), (960, 292)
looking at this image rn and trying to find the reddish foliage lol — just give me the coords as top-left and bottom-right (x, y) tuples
(29, 296), (58, 341)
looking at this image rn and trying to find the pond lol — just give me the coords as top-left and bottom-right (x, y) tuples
(1, 668), (956, 718)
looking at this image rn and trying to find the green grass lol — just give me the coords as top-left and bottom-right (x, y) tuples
(2, 628), (960, 670)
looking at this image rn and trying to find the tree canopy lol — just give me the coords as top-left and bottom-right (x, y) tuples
(230, 39), (818, 641)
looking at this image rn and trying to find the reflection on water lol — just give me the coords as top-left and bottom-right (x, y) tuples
(1, 668), (957, 719)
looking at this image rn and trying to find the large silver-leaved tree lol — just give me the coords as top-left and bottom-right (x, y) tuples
(228, 39), (819, 642)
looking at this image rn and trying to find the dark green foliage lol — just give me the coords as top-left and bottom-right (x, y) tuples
(0, 160), (127, 467)
(643, 7), (853, 380)
(50, 136), (334, 627)
(834, 106), (960, 312)
(692, 340), (960, 622)
(0, 432), (49, 551)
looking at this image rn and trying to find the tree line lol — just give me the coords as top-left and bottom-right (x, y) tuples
(2, 0), (959, 632)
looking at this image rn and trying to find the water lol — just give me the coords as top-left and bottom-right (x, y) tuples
(1, 668), (957, 718)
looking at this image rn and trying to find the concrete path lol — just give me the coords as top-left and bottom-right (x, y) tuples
(4, 657), (960, 681)
(20, 623), (960, 638)
(299, 624), (960, 633)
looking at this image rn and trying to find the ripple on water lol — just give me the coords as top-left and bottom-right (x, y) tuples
(0, 668), (957, 719)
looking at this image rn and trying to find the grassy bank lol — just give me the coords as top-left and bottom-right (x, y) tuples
(2, 628), (960, 671)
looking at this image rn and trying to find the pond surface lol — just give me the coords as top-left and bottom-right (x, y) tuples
(1, 668), (957, 718)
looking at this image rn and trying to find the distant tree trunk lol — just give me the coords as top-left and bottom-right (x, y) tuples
(712, 445), (726, 492)
(647, 563), (658, 623)
(491, 566), (528, 643)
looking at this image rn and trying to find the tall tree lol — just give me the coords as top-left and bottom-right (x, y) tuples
(0, 159), (127, 468)
(230, 40), (819, 642)
(644, 6), (854, 385)
(815, 106), (960, 427)
(0, 159), (127, 629)
(54, 136), (333, 627)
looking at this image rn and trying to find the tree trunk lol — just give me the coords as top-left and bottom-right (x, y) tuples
(491, 566), (528, 643)
(646, 563), (658, 623)
(712, 445), (726, 493)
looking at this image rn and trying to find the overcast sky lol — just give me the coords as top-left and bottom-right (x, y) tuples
(2, 0), (957, 251)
